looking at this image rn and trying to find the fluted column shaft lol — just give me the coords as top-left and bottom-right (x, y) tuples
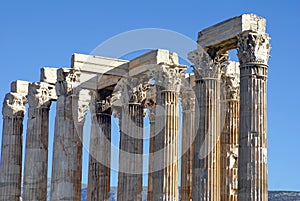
(0, 92), (26, 201)
(50, 69), (90, 201)
(23, 82), (53, 201)
(189, 49), (222, 201)
(50, 95), (83, 201)
(117, 103), (143, 201)
(88, 94), (111, 201)
(220, 63), (240, 201)
(237, 31), (270, 201)
(220, 100), (239, 201)
(193, 78), (220, 201)
(147, 106), (155, 201)
(180, 91), (195, 201)
(153, 90), (179, 201)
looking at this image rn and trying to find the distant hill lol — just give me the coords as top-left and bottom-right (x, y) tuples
(268, 191), (300, 201)
(80, 188), (300, 201)
(36, 181), (300, 201)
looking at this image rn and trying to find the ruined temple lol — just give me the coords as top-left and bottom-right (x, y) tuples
(0, 14), (270, 201)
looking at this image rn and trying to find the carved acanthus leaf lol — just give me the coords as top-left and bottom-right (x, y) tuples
(2, 92), (27, 118)
(27, 82), (53, 109)
(221, 62), (240, 100)
(237, 31), (271, 66)
(188, 48), (224, 79)
(111, 78), (151, 108)
(56, 68), (80, 96)
(72, 89), (91, 124)
(149, 65), (185, 93)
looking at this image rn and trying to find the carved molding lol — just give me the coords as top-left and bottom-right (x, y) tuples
(129, 83), (151, 104)
(237, 31), (271, 66)
(76, 89), (91, 124)
(222, 74), (240, 100)
(221, 62), (240, 100)
(111, 78), (151, 107)
(27, 82), (53, 109)
(56, 68), (80, 96)
(149, 65), (185, 93)
(188, 48), (228, 79)
(2, 92), (27, 118)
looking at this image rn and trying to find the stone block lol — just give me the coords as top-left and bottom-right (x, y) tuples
(198, 14), (266, 50)
(40, 67), (58, 84)
(11, 80), (29, 96)
(72, 53), (128, 76)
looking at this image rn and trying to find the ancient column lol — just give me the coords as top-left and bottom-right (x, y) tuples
(220, 62), (240, 201)
(180, 84), (195, 201)
(0, 82), (27, 201)
(188, 49), (221, 201)
(23, 82), (54, 201)
(87, 90), (112, 201)
(50, 69), (90, 201)
(147, 99), (156, 201)
(152, 65), (185, 201)
(117, 81), (146, 201)
(237, 31), (270, 201)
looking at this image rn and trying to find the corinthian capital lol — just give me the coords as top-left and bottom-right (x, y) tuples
(237, 31), (271, 66)
(2, 92), (27, 118)
(112, 77), (151, 108)
(221, 62), (240, 100)
(27, 82), (55, 109)
(56, 68), (80, 96)
(150, 65), (185, 93)
(188, 48), (219, 79)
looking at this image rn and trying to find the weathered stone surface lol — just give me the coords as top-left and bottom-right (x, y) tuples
(116, 78), (148, 201)
(237, 31), (270, 201)
(198, 14), (266, 50)
(147, 103), (156, 201)
(40, 67), (58, 85)
(51, 68), (91, 201)
(129, 49), (179, 77)
(23, 82), (54, 201)
(220, 62), (240, 201)
(72, 53), (128, 75)
(180, 82), (195, 201)
(0, 14), (271, 201)
(11, 80), (29, 96)
(87, 90), (112, 201)
(0, 91), (27, 201)
(151, 65), (186, 201)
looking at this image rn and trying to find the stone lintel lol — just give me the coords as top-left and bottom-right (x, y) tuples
(11, 80), (30, 96)
(198, 14), (266, 51)
(40, 67), (58, 85)
(72, 53), (128, 76)
(129, 49), (179, 76)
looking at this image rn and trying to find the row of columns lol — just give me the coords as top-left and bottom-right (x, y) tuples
(188, 30), (270, 201)
(0, 31), (270, 201)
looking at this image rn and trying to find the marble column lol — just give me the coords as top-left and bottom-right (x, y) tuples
(220, 63), (240, 201)
(87, 90), (112, 201)
(188, 49), (221, 201)
(117, 82), (145, 201)
(23, 82), (54, 201)
(0, 91), (27, 201)
(237, 31), (270, 201)
(50, 69), (90, 201)
(147, 102), (155, 201)
(180, 88), (195, 201)
(152, 66), (185, 201)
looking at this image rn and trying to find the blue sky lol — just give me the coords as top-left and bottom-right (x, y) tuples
(0, 0), (300, 191)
